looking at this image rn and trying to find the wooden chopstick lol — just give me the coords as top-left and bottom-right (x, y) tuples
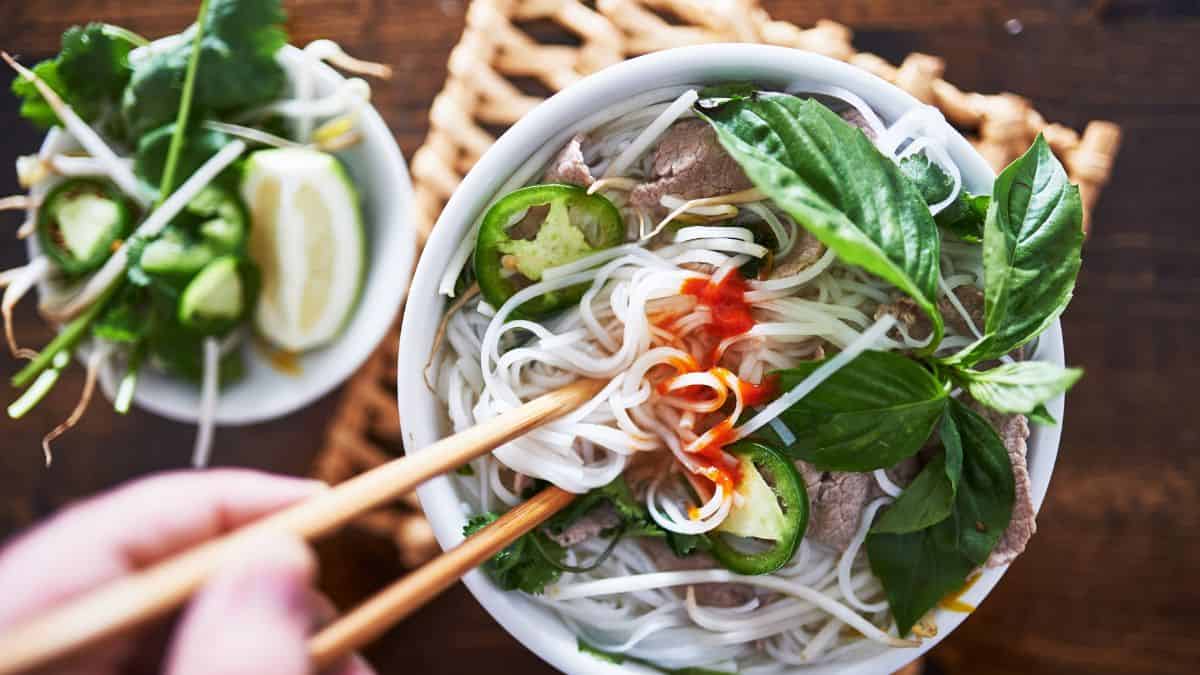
(309, 485), (576, 668)
(0, 379), (604, 675)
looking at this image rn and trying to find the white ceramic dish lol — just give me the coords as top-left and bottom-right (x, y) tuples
(28, 43), (416, 425)
(399, 44), (1064, 675)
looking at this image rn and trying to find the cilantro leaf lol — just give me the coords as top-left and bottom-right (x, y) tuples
(464, 512), (564, 595)
(122, 0), (288, 137)
(11, 24), (138, 129)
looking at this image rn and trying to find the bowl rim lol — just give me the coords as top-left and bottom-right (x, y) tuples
(28, 41), (416, 426)
(400, 43), (1064, 675)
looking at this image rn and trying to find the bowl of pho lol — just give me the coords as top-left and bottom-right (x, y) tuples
(400, 44), (1082, 674)
(4, 0), (414, 466)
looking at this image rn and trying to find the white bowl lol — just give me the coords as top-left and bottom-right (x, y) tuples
(29, 43), (416, 425)
(399, 44), (1064, 675)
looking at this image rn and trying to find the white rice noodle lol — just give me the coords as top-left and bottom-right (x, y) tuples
(191, 338), (221, 468)
(548, 570), (918, 648)
(872, 469), (903, 498)
(42, 140), (247, 322)
(938, 274), (984, 339)
(837, 497), (891, 613)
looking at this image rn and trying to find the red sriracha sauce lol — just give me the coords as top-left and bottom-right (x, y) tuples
(680, 270), (755, 339)
(739, 373), (780, 407)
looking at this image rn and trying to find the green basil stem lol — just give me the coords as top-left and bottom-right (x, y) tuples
(156, 0), (210, 202)
(113, 343), (145, 414)
(7, 351), (70, 419)
(12, 282), (120, 389)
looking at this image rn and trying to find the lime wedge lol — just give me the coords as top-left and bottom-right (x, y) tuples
(241, 148), (364, 351)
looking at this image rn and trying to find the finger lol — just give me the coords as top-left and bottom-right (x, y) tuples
(0, 469), (324, 626)
(166, 532), (317, 675)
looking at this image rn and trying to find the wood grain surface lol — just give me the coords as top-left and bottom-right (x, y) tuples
(0, 2), (1196, 674)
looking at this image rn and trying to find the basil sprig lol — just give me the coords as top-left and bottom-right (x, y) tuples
(954, 361), (1082, 416)
(704, 98), (1089, 636)
(942, 135), (1084, 367)
(866, 400), (1015, 634)
(698, 95), (945, 353)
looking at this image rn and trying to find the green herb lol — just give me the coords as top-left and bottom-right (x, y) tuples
(871, 412), (962, 534)
(942, 135), (1084, 366)
(463, 512), (564, 594)
(899, 153), (988, 243)
(11, 282), (120, 388)
(697, 81), (756, 101)
(697, 95), (944, 353)
(156, 0), (211, 200)
(771, 350), (948, 471)
(666, 531), (710, 557)
(455, 464), (476, 476)
(866, 400), (1015, 635)
(954, 361), (1083, 416)
(547, 476), (662, 540)
(1028, 404), (1057, 426)
(11, 23), (139, 128)
(122, 0), (288, 138)
(135, 124), (232, 193)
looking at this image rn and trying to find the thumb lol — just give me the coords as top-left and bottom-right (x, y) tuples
(166, 532), (317, 675)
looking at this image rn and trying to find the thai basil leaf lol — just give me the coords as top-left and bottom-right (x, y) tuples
(123, 0), (288, 137)
(872, 412), (964, 534)
(1028, 404), (1057, 426)
(943, 135), (1084, 366)
(867, 399), (1015, 635)
(698, 95), (944, 351)
(772, 350), (947, 471)
(899, 154), (988, 243)
(955, 361), (1082, 415)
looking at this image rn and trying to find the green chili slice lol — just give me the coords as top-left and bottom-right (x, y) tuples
(37, 178), (132, 276)
(474, 184), (624, 319)
(709, 440), (808, 575)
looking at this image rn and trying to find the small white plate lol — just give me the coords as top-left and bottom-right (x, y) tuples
(27, 43), (416, 425)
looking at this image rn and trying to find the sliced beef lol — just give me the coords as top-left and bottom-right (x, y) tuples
(543, 503), (622, 547)
(769, 228), (826, 279)
(837, 106), (878, 140)
(941, 285), (985, 337)
(970, 405), (1036, 567)
(543, 134), (594, 187)
(874, 285), (985, 342)
(639, 539), (754, 607)
(630, 119), (753, 213)
(795, 462), (872, 551)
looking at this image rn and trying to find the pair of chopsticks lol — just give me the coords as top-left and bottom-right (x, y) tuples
(0, 379), (604, 675)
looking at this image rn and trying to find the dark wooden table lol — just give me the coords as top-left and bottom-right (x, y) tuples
(1, 1), (1197, 673)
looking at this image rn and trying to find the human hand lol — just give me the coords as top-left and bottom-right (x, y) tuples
(0, 469), (376, 675)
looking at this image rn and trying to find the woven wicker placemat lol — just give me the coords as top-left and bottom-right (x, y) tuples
(312, 0), (1121, 570)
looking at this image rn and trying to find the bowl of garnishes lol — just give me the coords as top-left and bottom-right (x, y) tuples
(2, 0), (414, 466)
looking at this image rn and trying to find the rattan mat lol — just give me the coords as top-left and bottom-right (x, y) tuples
(312, 0), (1121, 572)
